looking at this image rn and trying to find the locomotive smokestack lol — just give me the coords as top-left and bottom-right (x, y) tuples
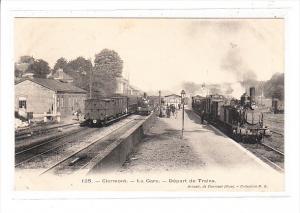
(250, 87), (255, 104)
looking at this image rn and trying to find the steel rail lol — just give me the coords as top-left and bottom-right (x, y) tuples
(260, 155), (284, 172)
(15, 127), (86, 155)
(270, 130), (284, 136)
(261, 143), (284, 156)
(15, 128), (97, 167)
(39, 118), (137, 176)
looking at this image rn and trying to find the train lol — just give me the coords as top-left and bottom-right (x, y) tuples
(137, 97), (152, 116)
(272, 97), (284, 114)
(192, 87), (271, 143)
(83, 94), (152, 126)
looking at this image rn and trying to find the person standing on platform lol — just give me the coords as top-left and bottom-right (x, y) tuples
(166, 106), (171, 118)
(171, 104), (175, 116)
(201, 110), (205, 124)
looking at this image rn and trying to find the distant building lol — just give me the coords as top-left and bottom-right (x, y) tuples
(52, 68), (74, 83)
(128, 85), (142, 96)
(164, 94), (182, 108)
(21, 72), (34, 78)
(115, 77), (129, 95)
(15, 78), (87, 121)
(115, 77), (142, 96)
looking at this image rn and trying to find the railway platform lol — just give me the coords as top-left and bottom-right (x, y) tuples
(118, 107), (284, 191)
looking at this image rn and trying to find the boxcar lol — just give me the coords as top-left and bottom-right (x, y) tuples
(111, 96), (128, 116)
(127, 95), (139, 114)
(84, 98), (115, 125)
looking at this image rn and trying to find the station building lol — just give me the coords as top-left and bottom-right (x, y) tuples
(15, 77), (87, 121)
(163, 94), (182, 108)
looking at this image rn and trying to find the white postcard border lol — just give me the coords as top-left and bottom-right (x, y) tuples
(1, 1), (299, 212)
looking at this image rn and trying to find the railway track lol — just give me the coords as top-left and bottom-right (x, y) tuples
(15, 115), (142, 176)
(270, 130), (284, 136)
(39, 118), (140, 176)
(242, 142), (284, 172)
(261, 142), (284, 156)
(15, 127), (97, 167)
(15, 113), (137, 167)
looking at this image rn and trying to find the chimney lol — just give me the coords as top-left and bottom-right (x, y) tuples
(250, 87), (255, 104)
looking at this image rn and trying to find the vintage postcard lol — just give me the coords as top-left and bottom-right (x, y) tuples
(13, 17), (286, 192)
(2, 1), (300, 213)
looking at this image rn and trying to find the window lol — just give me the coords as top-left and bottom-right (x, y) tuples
(61, 97), (64, 107)
(19, 100), (27, 109)
(57, 97), (60, 107)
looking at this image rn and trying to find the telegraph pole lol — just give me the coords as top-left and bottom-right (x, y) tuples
(181, 90), (186, 139)
(89, 58), (93, 99)
(159, 90), (162, 117)
(89, 68), (93, 98)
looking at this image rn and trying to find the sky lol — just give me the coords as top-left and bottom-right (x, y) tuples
(15, 18), (284, 92)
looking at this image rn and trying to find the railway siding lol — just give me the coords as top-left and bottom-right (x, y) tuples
(36, 113), (156, 176)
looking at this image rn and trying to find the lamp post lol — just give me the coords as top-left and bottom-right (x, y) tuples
(181, 90), (186, 139)
(158, 90), (163, 117)
(89, 67), (93, 98)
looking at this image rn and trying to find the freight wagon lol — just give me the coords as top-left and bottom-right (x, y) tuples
(84, 96), (138, 126)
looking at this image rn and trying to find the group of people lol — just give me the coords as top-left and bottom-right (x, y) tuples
(164, 103), (180, 118)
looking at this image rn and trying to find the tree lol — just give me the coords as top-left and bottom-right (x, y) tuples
(27, 59), (51, 78)
(92, 49), (124, 97)
(91, 70), (118, 97)
(14, 63), (22, 78)
(66, 57), (92, 74)
(263, 73), (284, 100)
(15, 56), (35, 76)
(19, 55), (34, 64)
(94, 49), (123, 77)
(53, 57), (68, 71)
(64, 57), (93, 90)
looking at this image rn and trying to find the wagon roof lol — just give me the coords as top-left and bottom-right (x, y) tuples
(86, 98), (112, 101)
(16, 78), (87, 94)
(111, 96), (127, 99)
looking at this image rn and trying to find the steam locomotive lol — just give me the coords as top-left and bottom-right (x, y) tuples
(83, 94), (152, 126)
(192, 87), (271, 143)
(137, 98), (152, 116)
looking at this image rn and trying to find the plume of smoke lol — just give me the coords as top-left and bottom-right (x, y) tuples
(220, 45), (258, 98)
(221, 48), (257, 82)
(263, 73), (284, 100)
(230, 82), (245, 98)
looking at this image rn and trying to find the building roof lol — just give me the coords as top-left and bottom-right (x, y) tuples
(164, 94), (181, 98)
(16, 78), (87, 94)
